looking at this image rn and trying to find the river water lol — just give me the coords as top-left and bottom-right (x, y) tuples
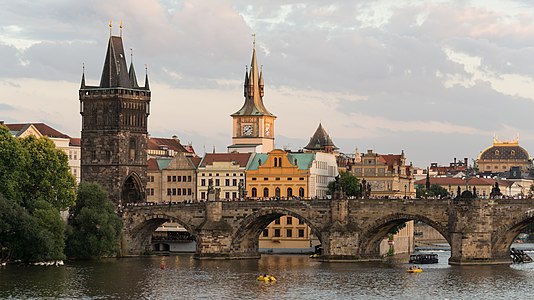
(1, 250), (534, 299)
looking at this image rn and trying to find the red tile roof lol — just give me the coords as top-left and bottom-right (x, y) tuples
(200, 153), (252, 167)
(148, 137), (188, 153)
(147, 158), (159, 171)
(415, 177), (497, 186)
(5, 123), (70, 139)
(189, 156), (202, 168)
(69, 137), (81, 147)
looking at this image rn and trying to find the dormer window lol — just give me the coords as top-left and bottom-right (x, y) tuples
(495, 150), (500, 156)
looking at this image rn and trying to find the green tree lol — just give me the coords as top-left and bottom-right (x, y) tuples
(416, 183), (449, 198)
(0, 125), (75, 262)
(66, 182), (123, 259)
(18, 135), (76, 210)
(327, 171), (360, 197)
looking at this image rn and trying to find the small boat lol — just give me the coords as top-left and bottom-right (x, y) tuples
(407, 267), (423, 273)
(409, 253), (438, 264)
(257, 275), (277, 282)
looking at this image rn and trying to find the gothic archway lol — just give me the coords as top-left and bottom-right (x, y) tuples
(121, 173), (144, 205)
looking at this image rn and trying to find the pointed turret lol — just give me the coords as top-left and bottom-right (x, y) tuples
(144, 72), (150, 90)
(259, 65), (264, 97)
(304, 123), (338, 152)
(99, 36), (131, 88)
(128, 62), (139, 88)
(80, 69), (86, 89)
(243, 66), (249, 97)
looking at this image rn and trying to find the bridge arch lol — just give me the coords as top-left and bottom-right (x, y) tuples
(358, 213), (450, 258)
(492, 209), (534, 258)
(230, 208), (323, 255)
(125, 213), (198, 254)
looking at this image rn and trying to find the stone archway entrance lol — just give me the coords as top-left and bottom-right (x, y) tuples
(121, 173), (144, 205)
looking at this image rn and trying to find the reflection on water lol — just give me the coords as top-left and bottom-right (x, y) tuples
(1, 251), (534, 299)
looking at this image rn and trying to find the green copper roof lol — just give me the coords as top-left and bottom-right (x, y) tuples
(247, 152), (315, 170)
(156, 158), (172, 170)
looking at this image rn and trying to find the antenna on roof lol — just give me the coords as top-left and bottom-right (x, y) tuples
(120, 19), (123, 37)
(109, 19), (112, 36)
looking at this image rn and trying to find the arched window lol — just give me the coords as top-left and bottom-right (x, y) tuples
(263, 188), (269, 198)
(275, 187), (281, 197)
(299, 187), (305, 197)
(287, 187), (293, 197)
(274, 157), (278, 167)
(251, 188), (257, 198)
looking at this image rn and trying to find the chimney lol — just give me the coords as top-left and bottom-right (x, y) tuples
(454, 157), (457, 168)
(464, 158), (468, 167)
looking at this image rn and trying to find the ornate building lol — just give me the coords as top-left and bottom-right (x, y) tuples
(350, 150), (415, 198)
(79, 31), (150, 205)
(477, 137), (530, 175)
(228, 40), (276, 153)
(146, 152), (201, 203)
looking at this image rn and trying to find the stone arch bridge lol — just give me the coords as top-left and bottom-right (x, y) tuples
(121, 198), (534, 265)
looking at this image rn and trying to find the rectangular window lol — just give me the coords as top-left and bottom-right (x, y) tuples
(299, 178), (304, 181)
(167, 176), (172, 182)
(233, 179), (237, 186)
(264, 178), (268, 181)
(263, 229), (269, 237)
(252, 178), (257, 181)
(215, 179), (220, 186)
(201, 192), (206, 199)
(188, 176), (192, 182)
(183, 176), (187, 182)
(173, 176), (177, 182)
(274, 229), (280, 237)
(201, 179), (206, 186)
(275, 177), (280, 181)
(182, 188), (187, 195)
(286, 229), (292, 238)
(225, 192), (230, 199)
(275, 218), (280, 225)
(177, 176), (181, 182)
(167, 188), (171, 196)
(288, 177), (292, 181)
(298, 229), (305, 237)
(232, 192), (237, 199)
(226, 179), (230, 186)
(172, 188), (176, 196)
(299, 219), (304, 225)
(286, 217), (292, 225)
(177, 189), (181, 196)
(188, 188), (192, 195)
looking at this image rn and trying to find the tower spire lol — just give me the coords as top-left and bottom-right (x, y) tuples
(144, 64), (150, 90)
(120, 20), (123, 37)
(80, 63), (86, 88)
(109, 19), (112, 36)
(128, 48), (139, 88)
(243, 65), (249, 97)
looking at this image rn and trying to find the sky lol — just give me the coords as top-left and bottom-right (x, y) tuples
(2, 0), (534, 168)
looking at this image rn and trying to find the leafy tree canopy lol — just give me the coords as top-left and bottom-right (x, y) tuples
(66, 182), (123, 259)
(327, 171), (360, 197)
(416, 183), (449, 198)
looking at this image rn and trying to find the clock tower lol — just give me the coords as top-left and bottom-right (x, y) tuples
(228, 39), (276, 153)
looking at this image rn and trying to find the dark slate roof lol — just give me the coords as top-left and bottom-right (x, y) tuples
(304, 123), (338, 150)
(479, 145), (529, 160)
(99, 36), (132, 88)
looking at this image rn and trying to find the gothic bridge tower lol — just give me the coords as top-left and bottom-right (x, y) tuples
(79, 27), (150, 205)
(228, 38), (276, 153)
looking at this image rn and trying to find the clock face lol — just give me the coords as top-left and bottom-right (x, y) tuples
(242, 124), (253, 136)
(265, 123), (271, 137)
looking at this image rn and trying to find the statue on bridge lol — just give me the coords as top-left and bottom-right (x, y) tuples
(490, 182), (502, 199)
(360, 179), (371, 199)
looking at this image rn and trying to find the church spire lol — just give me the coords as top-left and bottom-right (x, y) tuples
(243, 65), (249, 97)
(99, 34), (131, 88)
(232, 36), (274, 117)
